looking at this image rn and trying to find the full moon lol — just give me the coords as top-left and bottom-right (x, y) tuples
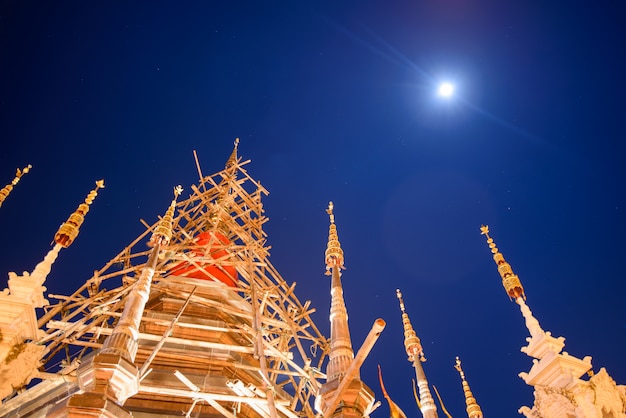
(437, 82), (455, 97)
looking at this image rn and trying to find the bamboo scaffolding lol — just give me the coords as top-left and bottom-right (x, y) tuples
(12, 152), (329, 417)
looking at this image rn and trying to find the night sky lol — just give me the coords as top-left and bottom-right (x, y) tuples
(1, 1), (625, 417)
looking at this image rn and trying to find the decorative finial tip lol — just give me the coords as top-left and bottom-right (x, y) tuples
(234, 137), (240, 147)
(480, 225), (489, 235)
(396, 289), (407, 312)
(96, 179), (105, 188)
(174, 185), (183, 198)
(326, 201), (335, 224)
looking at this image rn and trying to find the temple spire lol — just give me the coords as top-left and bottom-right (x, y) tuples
(0, 164), (31, 208)
(396, 289), (438, 418)
(454, 357), (483, 418)
(54, 186), (182, 418)
(479, 225), (595, 417)
(318, 202), (378, 418)
(325, 201), (345, 274)
(211, 138), (240, 228)
(0, 179), (104, 399)
(55, 180), (105, 248)
(150, 185), (182, 246)
(479, 225), (525, 301)
(226, 137), (240, 169)
(324, 202), (352, 382)
(479, 225), (563, 350)
(7, 180), (105, 309)
(100, 184), (181, 366)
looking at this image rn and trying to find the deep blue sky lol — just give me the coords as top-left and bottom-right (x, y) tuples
(2, 1), (625, 416)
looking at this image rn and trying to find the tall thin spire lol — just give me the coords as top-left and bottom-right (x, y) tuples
(318, 202), (377, 418)
(226, 137), (240, 169)
(55, 180), (105, 248)
(325, 201), (345, 274)
(0, 164), (31, 208)
(454, 357), (483, 418)
(479, 225), (564, 351)
(480, 225), (525, 300)
(324, 201), (352, 382)
(396, 289), (438, 418)
(479, 224), (594, 416)
(211, 138), (240, 230)
(7, 180), (105, 309)
(100, 184), (181, 365)
(53, 186), (182, 418)
(0, 179), (104, 399)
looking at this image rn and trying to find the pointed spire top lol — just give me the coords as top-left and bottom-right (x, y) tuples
(226, 137), (240, 169)
(396, 289), (425, 363)
(151, 185), (183, 246)
(480, 225), (525, 301)
(327, 201), (336, 224)
(0, 164), (32, 208)
(325, 201), (344, 274)
(454, 357), (483, 418)
(54, 180), (104, 248)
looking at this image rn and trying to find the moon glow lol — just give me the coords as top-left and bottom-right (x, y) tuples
(437, 82), (455, 97)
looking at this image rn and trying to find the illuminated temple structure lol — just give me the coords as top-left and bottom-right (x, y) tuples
(0, 143), (624, 417)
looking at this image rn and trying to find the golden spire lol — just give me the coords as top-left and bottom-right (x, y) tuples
(454, 357), (483, 418)
(480, 225), (525, 300)
(89, 186), (182, 407)
(480, 226), (566, 357)
(226, 137), (240, 169)
(325, 201), (345, 275)
(54, 180), (104, 248)
(0, 164), (31, 208)
(323, 201), (353, 382)
(319, 203), (378, 417)
(396, 289), (438, 418)
(150, 185), (183, 246)
(396, 289), (424, 363)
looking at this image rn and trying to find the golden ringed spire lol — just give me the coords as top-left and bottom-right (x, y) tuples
(480, 225), (525, 300)
(324, 201), (345, 274)
(396, 289), (425, 363)
(454, 357), (483, 418)
(151, 185), (183, 246)
(226, 137), (240, 169)
(0, 164), (32, 208)
(54, 180), (104, 248)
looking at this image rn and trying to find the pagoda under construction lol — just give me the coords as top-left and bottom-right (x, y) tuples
(0, 141), (383, 418)
(1, 141), (624, 418)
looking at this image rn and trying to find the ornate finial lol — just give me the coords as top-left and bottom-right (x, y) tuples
(327, 201), (335, 224)
(150, 185), (183, 246)
(324, 201), (344, 274)
(0, 164), (32, 208)
(226, 138), (240, 169)
(54, 180), (104, 248)
(396, 289), (425, 363)
(454, 357), (483, 418)
(454, 357), (465, 378)
(480, 225), (525, 300)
